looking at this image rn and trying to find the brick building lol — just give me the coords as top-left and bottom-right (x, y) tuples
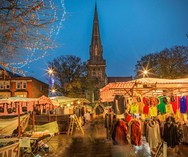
(0, 68), (49, 98)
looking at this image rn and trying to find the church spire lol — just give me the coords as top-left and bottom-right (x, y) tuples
(91, 4), (101, 46)
(89, 4), (104, 63)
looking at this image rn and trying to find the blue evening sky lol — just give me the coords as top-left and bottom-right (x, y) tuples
(25, 0), (188, 83)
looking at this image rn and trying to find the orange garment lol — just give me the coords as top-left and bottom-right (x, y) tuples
(131, 120), (142, 146)
(115, 120), (128, 145)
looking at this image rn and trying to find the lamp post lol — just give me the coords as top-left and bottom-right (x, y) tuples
(47, 67), (56, 96)
(143, 70), (148, 78)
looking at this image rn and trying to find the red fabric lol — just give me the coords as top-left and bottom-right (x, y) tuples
(115, 120), (128, 145)
(131, 120), (142, 146)
(143, 97), (150, 114)
(143, 105), (149, 114)
(143, 97), (150, 106)
(170, 96), (180, 113)
(125, 114), (132, 123)
(150, 97), (158, 106)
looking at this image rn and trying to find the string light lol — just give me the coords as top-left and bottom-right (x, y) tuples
(1, 0), (66, 74)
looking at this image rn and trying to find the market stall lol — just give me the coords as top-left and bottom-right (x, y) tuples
(100, 78), (188, 102)
(100, 78), (188, 155)
(49, 96), (91, 133)
(0, 96), (57, 156)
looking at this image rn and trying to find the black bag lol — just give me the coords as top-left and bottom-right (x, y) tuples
(22, 106), (27, 112)
(0, 107), (4, 113)
(12, 107), (16, 112)
(7, 108), (13, 114)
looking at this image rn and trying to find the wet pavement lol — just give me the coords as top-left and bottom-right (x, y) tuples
(36, 117), (188, 157)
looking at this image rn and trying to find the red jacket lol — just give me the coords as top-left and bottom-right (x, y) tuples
(131, 120), (142, 146)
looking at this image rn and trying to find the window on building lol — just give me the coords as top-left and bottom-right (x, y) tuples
(0, 71), (3, 78)
(23, 82), (27, 89)
(5, 81), (10, 89)
(16, 82), (21, 89)
(16, 81), (27, 89)
(0, 82), (4, 89)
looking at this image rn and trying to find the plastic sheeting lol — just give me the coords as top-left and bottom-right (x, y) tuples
(0, 114), (29, 135)
(34, 121), (59, 134)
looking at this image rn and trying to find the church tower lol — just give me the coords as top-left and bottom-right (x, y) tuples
(87, 5), (107, 86)
(87, 5), (107, 102)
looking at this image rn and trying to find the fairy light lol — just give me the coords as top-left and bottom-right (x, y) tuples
(3, 0), (66, 73)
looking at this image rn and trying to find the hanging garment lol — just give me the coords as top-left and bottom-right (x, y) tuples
(170, 96), (180, 113)
(147, 121), (161, 149)
(165, 104), (173, 114)
(157, 96), (167, 114)
(143, 105), (149, 115)
(164, 116), (178, 148)
(174, 110), (181, 121)
(180, 96), (187, 113)
(112, 95), (126, 115)
(130, 103), (139, 114)
(134, 96), (144, 113)
(143, 97), (150, 115)
(150, 97), (158, 106)
(114, 120), (129, 145)
(131, 120), (142, 146)
(163, 122), (179, 148)
(187, 96), (188, 112)
(125, 113), (132, 123)
(149, 106), (157, 117)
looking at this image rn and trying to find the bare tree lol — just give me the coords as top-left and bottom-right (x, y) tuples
(0, 0), (65, 73)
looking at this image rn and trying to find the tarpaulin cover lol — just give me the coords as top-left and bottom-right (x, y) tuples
(34, 121), (59, 134)
(0, 114), (30, 135)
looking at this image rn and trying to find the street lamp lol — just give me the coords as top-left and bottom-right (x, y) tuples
(47, 67), (54, 76)
(47, 67), (55, 96)
(143, 70), (148, 78)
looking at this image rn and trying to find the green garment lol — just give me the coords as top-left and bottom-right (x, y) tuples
(157, 96), (166, 114)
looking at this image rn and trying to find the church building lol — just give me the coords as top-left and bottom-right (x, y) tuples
(86, 5), (132, 103)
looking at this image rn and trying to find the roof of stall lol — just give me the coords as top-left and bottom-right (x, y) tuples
(0, 97), (38, 103)
(50, 96), (90, 106)
(100, 78), (188, 102)
(0, 95), (53, 105)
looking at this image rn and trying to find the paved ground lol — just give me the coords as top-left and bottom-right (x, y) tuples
(36, 117), (188, 157)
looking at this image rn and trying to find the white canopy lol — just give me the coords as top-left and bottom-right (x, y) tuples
(50, 96), (90, 106)
(100, 78), (188, 102)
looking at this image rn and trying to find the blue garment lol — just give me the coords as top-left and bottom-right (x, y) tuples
(180, 96), (187, 113)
